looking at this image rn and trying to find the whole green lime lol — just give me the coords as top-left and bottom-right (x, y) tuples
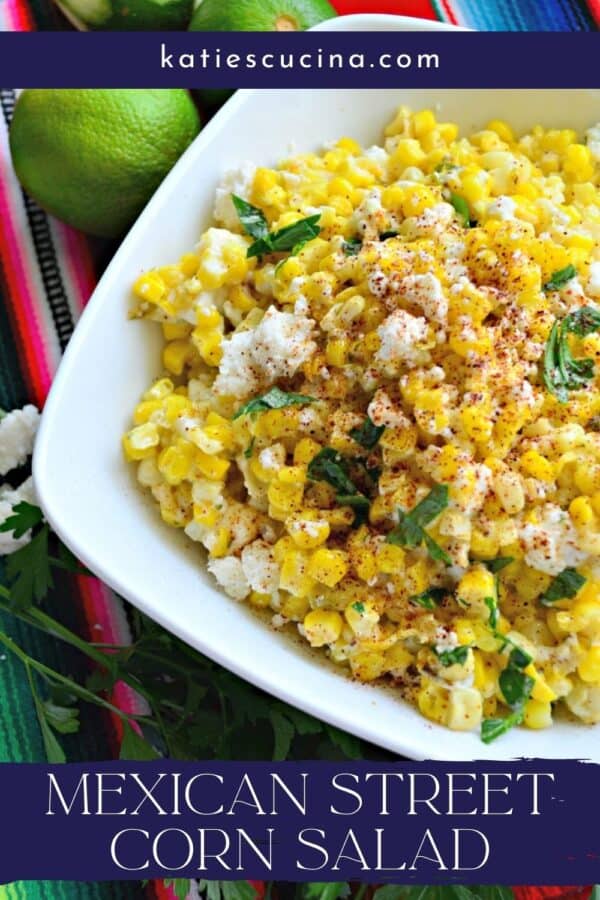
(55, 0), (193, 30)
(189, 0), (336, 31)
(10, 90), (201, 238)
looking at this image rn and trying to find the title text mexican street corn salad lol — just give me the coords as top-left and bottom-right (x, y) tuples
(124, 107), (600, 742)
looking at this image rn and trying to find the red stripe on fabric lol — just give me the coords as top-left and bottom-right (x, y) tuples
(435, 0), (459, 25)
(336, 0), (438, 18)
(0, 181), (53, 405)
(586, 0), (600, 24)
(5, 0), (35, 30)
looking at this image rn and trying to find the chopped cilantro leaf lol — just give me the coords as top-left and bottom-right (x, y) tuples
(410, 587), (447, 610)
(542, 305), (600, 403)
(230, 194), (269, 241)
(342, 237), (362, 256)
(233, 386), (315, 420)
(387, 484), (451, 565)
(543, 264), (577, 292)
(480, 556), (514, 574)
(434, 644), (470, 667)
(539, 566), (586, 606)
(349, 416), (385, 450)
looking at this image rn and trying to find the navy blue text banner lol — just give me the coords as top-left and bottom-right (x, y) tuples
(0, 759), (599, 884)
(0, 33), (599, 88)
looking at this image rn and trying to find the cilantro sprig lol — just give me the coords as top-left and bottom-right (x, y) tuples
(0, 501), (86, 609)
(232, 194), (321, 260)
(307, 448), (373, 525)
(542, 305), (600, 402)
(349, 415), (385, 450)
(410, 586), (447, 610)
(434, 644), (470, 667)
(0, 504), (366, 765)
(539, 566), (586, 606)
(232, 386), (316, 420)
(543, 263), (577, 292)
(386, 484), (451, 565)
(481, 645), (534, 744)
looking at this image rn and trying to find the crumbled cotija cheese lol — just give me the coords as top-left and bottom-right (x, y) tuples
(375, 309), (429, 371)
(213, 306), (316, 397)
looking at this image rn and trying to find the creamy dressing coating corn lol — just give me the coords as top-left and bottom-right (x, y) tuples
(124, 108), (600, 740)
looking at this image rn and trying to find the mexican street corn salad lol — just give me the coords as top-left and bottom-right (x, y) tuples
(124, 107), (600, 743)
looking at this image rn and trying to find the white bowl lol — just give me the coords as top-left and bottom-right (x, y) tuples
(33, 24), (600, 760)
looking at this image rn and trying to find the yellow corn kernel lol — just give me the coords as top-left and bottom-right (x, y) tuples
(563, 143), (594, 182)
(249, 591), (272, 608)
(278, 465), (306, 485)
(569, 496), (595, 529)
(195, 306), (223, 331)
(520, 449), (555, 482)
(473, 651), (497, 695)
(204, 411), (235, 450)
(308, 548), (349, 587)
(230, 286), (256, 314)
(523, 698), (553, 729)
(144, 377), (174, 401)
(279, 550), (314, 597)
(460, 405), (494, 443)
(195, 452), (230, 481)
(457, 565), (496, 608)
(376, 543), (405, 575)
(390, 139), (427, 172)
(470, 529), (500, 558)
(286, 514), (330, 549)
(578, 646), (600, 682)
(353, 546), (378, 583)
(163, 394), (189, 423)
(267, 480), (304, 514)
(380, 426), (418, 460)
(280, 593), (310, 620)
(193, 330), (222, 367)
(208, 527), (230, 559)
(350, 650), (386, 682)
(345, 599), (380, 638)
(133, 400), (162, 425)
(447, 687), (482, 731)
(158, 441), (196, 485)
(134, 271), (165, 305)
(162, 339), (192, 376)
(384, 643), (413, 672)
(529, 667), (558, 703)
(273, 536), (296, 564)
(122, 423), (159, 461)
(193, 502), (218, 528)
(326, 338), (350, 367)
(293, 438), (321, 466)
(454, 618), (477, 646)
(412, 108), (436, 137)
(162, 322), (191, 341)
(487, 119), (514, 143)
(418, 675), (450, 725)
(303, 609), (344, 647)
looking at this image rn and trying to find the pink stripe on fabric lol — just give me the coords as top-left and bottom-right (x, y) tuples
(78, 575), (148, 715)
(58, 222), (97, 315)
(0, 175), (56, 398)
(3, 0), (33, 30)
